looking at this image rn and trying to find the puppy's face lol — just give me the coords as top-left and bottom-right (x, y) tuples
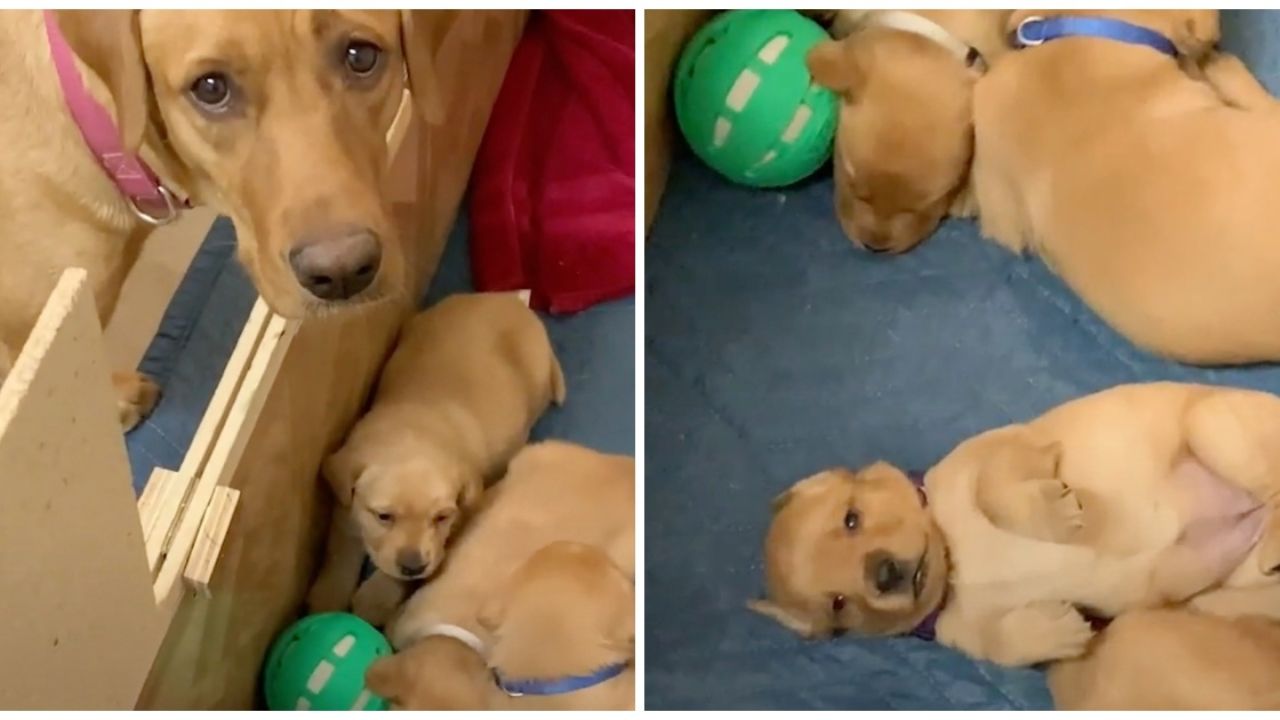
(809, 31), (975, 253)
(325, 445), (478, 581)
(365, 636), (490, 710)
(752, 463), (949, 639)
(55, 10), (423, 317)
(480, 541), (635, 673)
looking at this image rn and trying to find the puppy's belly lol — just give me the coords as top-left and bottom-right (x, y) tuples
(1158, 458), (1267, 588)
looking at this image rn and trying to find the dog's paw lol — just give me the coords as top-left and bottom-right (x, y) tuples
(352, 575), (408, 628)
(113, 371), (160, 431)
(1028, 478), (1085, 542)
(998, 601), (1094, 665)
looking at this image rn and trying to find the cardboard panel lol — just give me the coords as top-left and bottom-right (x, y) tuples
(0, 270), (166, 709)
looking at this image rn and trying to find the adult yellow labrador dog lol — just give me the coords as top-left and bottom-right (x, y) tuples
(0, 10), (439, 427)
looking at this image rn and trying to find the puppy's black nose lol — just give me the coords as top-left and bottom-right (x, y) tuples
(873, 557), (906, 594)
(289, 225), (381, 301)
(396, 550), (427, 578)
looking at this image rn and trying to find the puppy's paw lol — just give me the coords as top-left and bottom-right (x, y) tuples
(1027, 478), (1085, 542)
(352, 575), (409, 628)
(998, 601), (1094, 665)
(113, 370), (160, 431)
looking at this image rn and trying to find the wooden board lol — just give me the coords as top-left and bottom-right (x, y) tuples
(0, 270), (167, 709)
(644, 10), (712, 233)
(134, 10), (529, 709)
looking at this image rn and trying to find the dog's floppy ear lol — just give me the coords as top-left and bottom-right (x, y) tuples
(399, 10), (446, 125)
(807, 38), (865, 99)
(52, 10), (149, 152)
(747, 598), (819, 638)
(364, 655), (405, 706)
(322, 445), (369, 506)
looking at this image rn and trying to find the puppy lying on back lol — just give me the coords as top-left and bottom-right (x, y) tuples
(1049, 608), (1280, 710)
(806, 11), (1010, 252)
(967, 11), (1280, 363)
(367, 541), (635, 710)
(307, 292), (565, 624)
(754, 382), (1280, 666)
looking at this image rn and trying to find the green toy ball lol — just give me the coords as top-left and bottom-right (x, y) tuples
(263, 613), (393, 711)
(673, 10), (838, 188)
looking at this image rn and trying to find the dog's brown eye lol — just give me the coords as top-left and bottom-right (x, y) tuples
(843, 509), (860, 531)
(344, 40), (382, 76)
(374, 510), (394, 525)
(432, 511), (454, 525)
(831, 594), (846, 613)
(189, 72), (232, 111)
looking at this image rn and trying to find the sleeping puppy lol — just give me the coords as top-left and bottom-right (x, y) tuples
(806, 11), (1010, 253)
(377, 442), (631, 701)
(754, 382), (1280, 666)
(1049, 608), (1280, 710)
(367, 541), (635, 710)
(307, 293), (566, 624)
(968, 11), (1280, 364)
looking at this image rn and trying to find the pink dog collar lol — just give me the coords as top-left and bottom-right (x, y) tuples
(44, 10), (189, 225)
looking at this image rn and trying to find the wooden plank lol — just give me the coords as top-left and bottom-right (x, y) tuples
(140, 468), (189, 572)
(0, 269), (166, 709)
(183, 487), (241, 597)
(153, 309), (298, 617)
(135, 11), (529, 709)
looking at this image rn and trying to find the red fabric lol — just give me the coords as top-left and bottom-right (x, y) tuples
(468, 10), (635, 314)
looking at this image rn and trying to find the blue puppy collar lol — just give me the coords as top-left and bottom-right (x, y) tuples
(493, 661), (630, 697)
(1012, 16), (1180, 58)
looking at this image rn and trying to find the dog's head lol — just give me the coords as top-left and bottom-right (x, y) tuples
(365, 635), (490, 710)
(53, 10), (446, 317)
(808, 30), (976, 253)
(323, 439), (479, 581)
(751, 463), (948, 639)
(479, 541), (635, 676)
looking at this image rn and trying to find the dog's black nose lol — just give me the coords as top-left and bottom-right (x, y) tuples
(289, 225), (381, 301)
(873, 557), (906, 594)
(396, 549), (427, 578)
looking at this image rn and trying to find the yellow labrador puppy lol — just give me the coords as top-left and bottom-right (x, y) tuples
(806, 11), (1010, 253)
(968, 11), (1280, 364)
(371, 441), (633, 706)
(755, 382), (1280, 666)
(1049, 608), (1280, 710)
(0, 10), (437, 426)
(307, 293), (565, 625)
(367, 541), (634, 710)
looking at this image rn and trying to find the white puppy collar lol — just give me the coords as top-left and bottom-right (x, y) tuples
(864, 11), (987, 73)
(404, 623), (488, 657)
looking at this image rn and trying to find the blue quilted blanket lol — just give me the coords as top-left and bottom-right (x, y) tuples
(644, 10), (1280, 709)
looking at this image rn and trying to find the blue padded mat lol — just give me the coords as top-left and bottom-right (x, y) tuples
(126, 213), (633, 493)
(644, 11), (1280, 708)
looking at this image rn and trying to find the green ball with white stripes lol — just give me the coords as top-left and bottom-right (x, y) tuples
(263, 612), (392, 711)
(673, 9), (838, 188)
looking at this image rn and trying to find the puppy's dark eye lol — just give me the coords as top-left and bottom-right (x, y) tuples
(374, 510), (394, 525)
(432, 511), (454, 525)
(344, 40), (382, 76)
(189, 72), (232, 111)
(831, 594), (846, 613)
(843, 509), (860, 531)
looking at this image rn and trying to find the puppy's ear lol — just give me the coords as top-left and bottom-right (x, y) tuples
(364, 655), (404, 706)
(399, 10), (446, 125)
(322, 445), (369, 506)
(1172, 10), (1220, 62)
(747, 598), (819, 638)
(51, 11), (149, 152)
(808, 39), (862, 97)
